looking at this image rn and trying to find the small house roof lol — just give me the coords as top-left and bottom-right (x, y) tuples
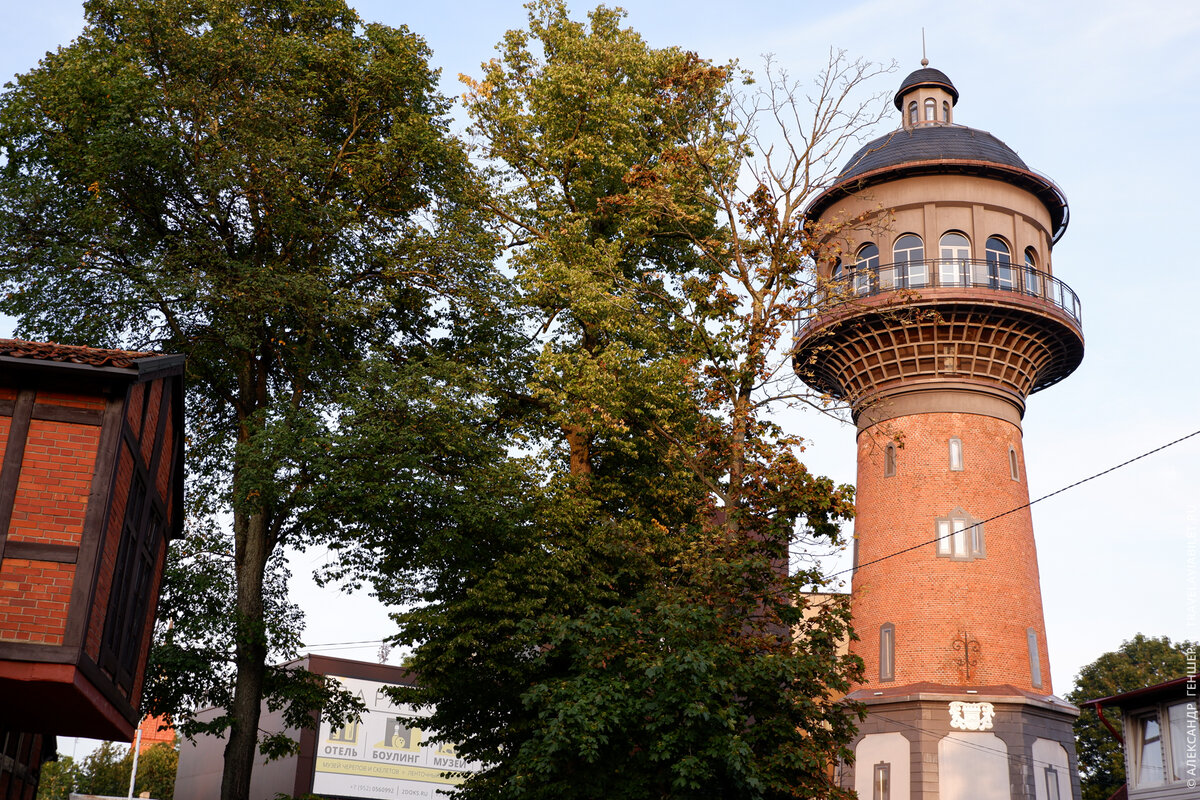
(0, 338), (157, 369)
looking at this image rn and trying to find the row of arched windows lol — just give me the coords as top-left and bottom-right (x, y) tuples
(836, 233), (1038, 271)
(832, 232), (1043, 294)
(907, 98), (951, 125)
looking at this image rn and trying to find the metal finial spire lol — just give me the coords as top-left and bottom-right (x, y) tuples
(921, 28), (929, 66)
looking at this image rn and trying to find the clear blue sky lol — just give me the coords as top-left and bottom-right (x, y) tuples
(3, 1), (1197, 748)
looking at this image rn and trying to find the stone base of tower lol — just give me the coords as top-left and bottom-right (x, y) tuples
(840, 684), (1081, 800)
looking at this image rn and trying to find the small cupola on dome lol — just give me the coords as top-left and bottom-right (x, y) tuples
(895, 60), (959, 130)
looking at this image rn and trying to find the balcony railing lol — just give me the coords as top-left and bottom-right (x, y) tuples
(801, 258), (1082, 328)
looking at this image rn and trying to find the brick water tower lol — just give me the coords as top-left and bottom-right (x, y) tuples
(794, 64), (1084, 800)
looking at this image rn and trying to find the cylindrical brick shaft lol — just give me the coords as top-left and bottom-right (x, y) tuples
(850, 411), (1052, 693)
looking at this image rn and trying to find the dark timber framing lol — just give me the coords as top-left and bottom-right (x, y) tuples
(0, 345), (184, 741)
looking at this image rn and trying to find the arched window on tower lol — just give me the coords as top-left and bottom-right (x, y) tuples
(908, 101), (918, 126)
(880, 623), (895, 682)
(884, 443), (897, 477)
(949, 437), (964, 471)
(892, 234), (926, 288)
(827, 258), (844, 310)
(1009, 447), (1020, 481)
(1027, 628), (1043, 688)
(924, 98), (936, 121)
(1024, 247), (1041, 296)
(986, 236), (1014, 290)
(855, 243), (879, 295)
(939, 232), (971, 286)
(943, 100), (950, 122)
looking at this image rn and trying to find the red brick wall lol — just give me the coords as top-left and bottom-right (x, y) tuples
(136, 714), (176, 752)
(139, 380), (162, 465)
(850, 411), (1053, 693)
(7, 419), (99, 547)
(155, 404), (173, 501)
(0, 560), (75, 645)
(0, 364), (180, 740)
(125, 382), (145, 431)
(0, 391), (103, 648)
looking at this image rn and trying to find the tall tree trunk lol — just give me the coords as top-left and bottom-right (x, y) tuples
(565, 324), (598, 477)
(726, 389), (751, 536)
(565, 424), (592, 476)
(221, 510), (270, 800)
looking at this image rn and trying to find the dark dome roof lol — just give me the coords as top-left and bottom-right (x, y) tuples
(806, 125), (1069, 242)
(840, 125), (1028, 182)
(894, 67), (959, 109)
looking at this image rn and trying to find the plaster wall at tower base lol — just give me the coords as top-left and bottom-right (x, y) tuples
(843, 688), (1080, 800)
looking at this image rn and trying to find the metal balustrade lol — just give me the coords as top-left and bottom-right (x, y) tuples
(799, 258), (1081, 330)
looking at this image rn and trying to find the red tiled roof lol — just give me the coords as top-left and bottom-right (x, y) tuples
(0, 338), (157, 369)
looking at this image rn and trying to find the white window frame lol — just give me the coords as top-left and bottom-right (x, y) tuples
(1044, 766), (1060, 800)
(936, 508), (985, 561)
(949, 437), (964, 471)
(939, 232), (971, 286)
(986, 236), (1014, 291)
(1027, 628), (1043, 688)
(1024, 247), (1041, 296)
(855, 243), (879, 296)
(893, 233), (926, 288)
(879, 623), (895, 682)
(1126, 699), (1199, 788)
(1131, 710), (1166, 787)
(873, 761), (891, 800)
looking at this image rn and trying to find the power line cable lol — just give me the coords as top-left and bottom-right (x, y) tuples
(834, 427), (1200, 579)
(302, 638), (385, 648)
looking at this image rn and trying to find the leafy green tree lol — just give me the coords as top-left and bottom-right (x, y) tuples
(1066, 634), (1197, 800)
(78, 741), (131, 797)
(326, 4), (883, 798)
(35, 755), (82, 800)
(133, 741), (180, 800)
(60, 740), (178, 800)
(0, 1), (497, 798)
(147, 519), (365, 765)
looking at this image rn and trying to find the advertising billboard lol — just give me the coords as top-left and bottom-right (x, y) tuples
(312, 676), (477, 799)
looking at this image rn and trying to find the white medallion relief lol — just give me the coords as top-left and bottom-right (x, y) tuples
(948, 701), (995, 731)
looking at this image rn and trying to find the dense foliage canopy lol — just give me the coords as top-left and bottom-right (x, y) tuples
(3, 1), (887, 798)
(0, 0), (500, 797)
(324, 3), (885, 798)
(36, 741), (178, 800)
